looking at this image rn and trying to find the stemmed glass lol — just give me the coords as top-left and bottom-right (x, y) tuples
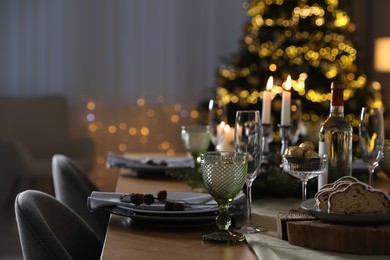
(282, 154), (328, 201)
(200, 151), (247, 243)
(234, 110), (265, 233)
(208, 99), (228, 151)
(181, 125), (211, 163)
(359, 107), (385, 186)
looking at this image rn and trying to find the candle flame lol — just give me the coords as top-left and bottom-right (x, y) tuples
(223, 124), (230, 133)
(285, 75), (292, 91)
(266, 76), (273, 91)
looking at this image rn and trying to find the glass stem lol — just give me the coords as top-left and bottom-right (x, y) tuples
(191, 153), (201, 164)
(302, 180), (308, 201)
(216, 204), (231, 231)
(246, 179), (254, 223)
(368, 165), (375, 186)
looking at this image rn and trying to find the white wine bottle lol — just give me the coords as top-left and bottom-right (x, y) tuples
(318, 82), (353, 188)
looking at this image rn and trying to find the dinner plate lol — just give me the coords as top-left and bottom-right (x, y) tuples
(109, 207), (218, 228)
(301, 198), (390, 225)
(102, 192), (245, 228)
(106, 152), (194, 172)
(89, 191), (245, 216)
(90, 191), (221, 216)
(117, 192), (220, 217)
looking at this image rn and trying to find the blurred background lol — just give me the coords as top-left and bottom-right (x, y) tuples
(1, 0), (390, 190)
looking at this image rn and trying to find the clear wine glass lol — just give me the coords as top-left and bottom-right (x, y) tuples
(359, 107), (385, 186)
(181, 125), (211, 163)
(233, 110), (265, 233)
(282, 154), (328, 201)
(208, 99), (228, 151)
(200, 151), (247, 243)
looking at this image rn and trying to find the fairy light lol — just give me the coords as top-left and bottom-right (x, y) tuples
(88, 123), (98, 132)
(119, 122), (127, 130)
(140, 127), (150, 136)
(190, 110), (199, 119)
(118, 144), (127, 152)
(170, 114), (179, 123)
(108, 125), (117, 134)
(136, 98), (145, 107)
(87, 101), (96, 110)
(128, 127), (137, 135)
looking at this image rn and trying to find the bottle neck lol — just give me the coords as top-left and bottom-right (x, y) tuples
(329, 84), (344, 117)
(330, 105), (344, 117)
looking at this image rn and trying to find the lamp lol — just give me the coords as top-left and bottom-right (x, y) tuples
(374, 37), (390, 72)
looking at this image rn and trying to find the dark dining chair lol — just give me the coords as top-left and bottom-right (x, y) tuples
(52, 154), (109, 241)
(15, 190), (103, 260)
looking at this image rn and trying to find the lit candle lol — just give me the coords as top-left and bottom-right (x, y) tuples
(261, 76), (273, 124)
(216, 122), (225, 138)
(281, 75), (292, 126)
(220, 124), (234, 151)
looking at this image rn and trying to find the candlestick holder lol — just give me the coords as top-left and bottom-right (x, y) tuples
(261, 123), (273, 163)
(278, 124), (291, 156)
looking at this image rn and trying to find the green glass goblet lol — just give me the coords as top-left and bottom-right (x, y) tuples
(200, 151), (247, 243)
(181, 125), (211, 163)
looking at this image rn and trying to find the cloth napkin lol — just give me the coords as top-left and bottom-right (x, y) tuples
(245, 232), (389, 260)
(87, 191), (219, 212)
(106, 151), (194, 169)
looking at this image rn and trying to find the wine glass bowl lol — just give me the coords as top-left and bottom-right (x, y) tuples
(208, 99), (228, 151)
(200, 151), (248, 243)
(359, 107), (385, 186)
(181, 125), (211, 163)
(282, 154), (328, 201)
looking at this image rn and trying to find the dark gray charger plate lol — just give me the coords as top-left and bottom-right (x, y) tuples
(109, 203), (244, 229)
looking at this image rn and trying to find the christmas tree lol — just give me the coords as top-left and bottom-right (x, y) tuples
(216, 0), (383, 142)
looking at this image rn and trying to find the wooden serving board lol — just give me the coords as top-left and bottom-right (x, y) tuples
(277, 210), (390, 255)
(287, 220), (390, 255)
(276, 209), (317, 240)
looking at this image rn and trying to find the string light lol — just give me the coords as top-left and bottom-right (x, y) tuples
(85, 98), (206, 161)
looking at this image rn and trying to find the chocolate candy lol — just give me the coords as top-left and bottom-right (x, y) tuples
(299, 141), (315, 154)
(284, 146), (304, 157)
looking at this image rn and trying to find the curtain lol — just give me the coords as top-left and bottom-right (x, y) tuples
(0, 0), (247, 159)
(0, 0), (247, 105)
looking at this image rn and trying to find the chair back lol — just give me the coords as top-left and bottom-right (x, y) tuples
(52, 154), (109, 240)
(15, 190), (102, 260)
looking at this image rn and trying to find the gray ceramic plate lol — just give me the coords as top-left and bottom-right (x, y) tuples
(301, 199), (390, 225)
(106, 152), (193, 172)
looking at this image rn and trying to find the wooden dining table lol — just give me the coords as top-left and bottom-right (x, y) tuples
(100, 172), (262, 260)
(99, 154), (390, 260)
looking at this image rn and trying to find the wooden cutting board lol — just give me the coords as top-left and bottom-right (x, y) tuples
(287, 220), (390, 255)
(277, 210), (390, 255)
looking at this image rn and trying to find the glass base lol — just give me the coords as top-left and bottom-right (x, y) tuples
(235, 222), (266, 234)
(202, 230), (245, 244)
